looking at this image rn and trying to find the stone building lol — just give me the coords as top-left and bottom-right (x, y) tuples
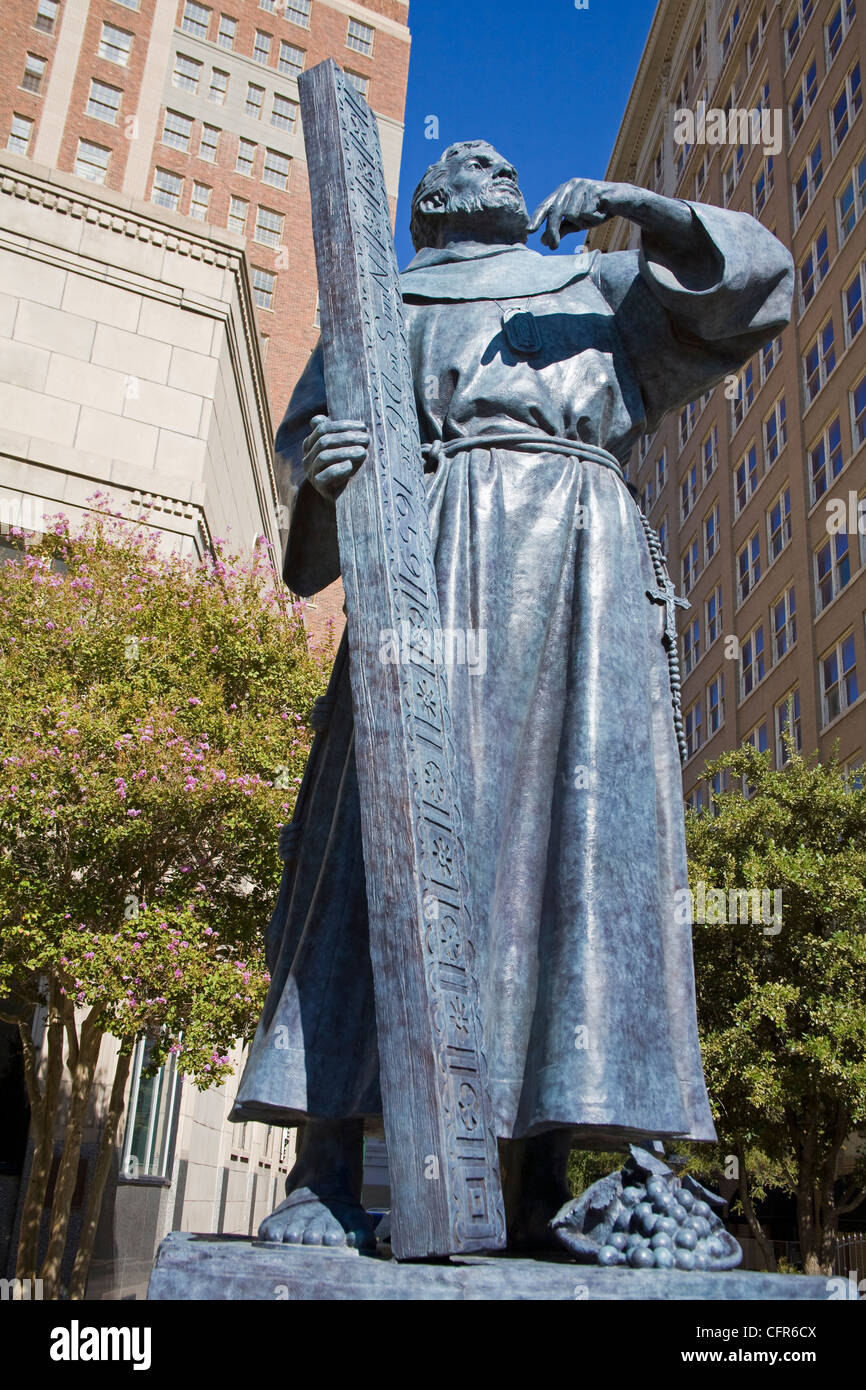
(588, 0), (866, 802)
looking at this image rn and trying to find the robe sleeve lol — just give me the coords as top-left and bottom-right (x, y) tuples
(593, 202), (794, 433)
(274, 340), (343, 597)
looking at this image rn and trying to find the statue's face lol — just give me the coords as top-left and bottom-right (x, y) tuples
(438, 145), (530, 243)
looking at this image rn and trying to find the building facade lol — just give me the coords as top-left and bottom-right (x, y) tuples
(2, 0), (411, 635)
(588, 0), (866, 803)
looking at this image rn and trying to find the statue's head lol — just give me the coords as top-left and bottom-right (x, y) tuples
(410, 142), (530, 252)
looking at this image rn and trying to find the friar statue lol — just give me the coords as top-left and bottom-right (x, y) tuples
(231, 143), (793, 1254)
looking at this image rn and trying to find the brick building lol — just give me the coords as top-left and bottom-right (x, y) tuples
(2, 0), (411, 634)
(588, 0), (866, 803)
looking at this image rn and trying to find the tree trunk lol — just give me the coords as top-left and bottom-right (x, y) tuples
(38, 1011), (102, 1299)
(15, 990), (64, 1281)
(735, 1143), (777, 1272)
(68, 1047), (132, 1301)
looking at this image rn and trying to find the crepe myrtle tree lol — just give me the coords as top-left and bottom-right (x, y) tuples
(0, 502), (330, 1299)
(683, 740), (866, 1274)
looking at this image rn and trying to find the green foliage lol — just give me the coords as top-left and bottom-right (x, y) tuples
(685, 741), (866, 1258)
(0, 503), (330, 1084)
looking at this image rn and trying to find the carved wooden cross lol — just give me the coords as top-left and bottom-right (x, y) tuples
(298, 60), (505, 1260)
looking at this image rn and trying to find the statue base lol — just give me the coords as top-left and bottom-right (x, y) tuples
(148, 1232), (830, 1300)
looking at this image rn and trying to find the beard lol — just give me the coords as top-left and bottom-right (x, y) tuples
(439, 186), (531, 246)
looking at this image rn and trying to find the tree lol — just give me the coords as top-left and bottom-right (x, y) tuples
(685, 741), (866, 1273)
(0, 502), (330, 1298)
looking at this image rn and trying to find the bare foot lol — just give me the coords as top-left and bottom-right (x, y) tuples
(258, 1186), (376, 1252)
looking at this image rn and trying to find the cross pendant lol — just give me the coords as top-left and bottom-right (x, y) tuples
(646, 576), (690, 648)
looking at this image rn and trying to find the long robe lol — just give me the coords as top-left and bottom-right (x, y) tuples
(232, 202), (793, 1145)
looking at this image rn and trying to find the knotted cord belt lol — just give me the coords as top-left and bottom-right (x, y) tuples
(419, 430), (687, 764)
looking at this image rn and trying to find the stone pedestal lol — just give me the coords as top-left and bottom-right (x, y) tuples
(148, 1232), (831, 1301)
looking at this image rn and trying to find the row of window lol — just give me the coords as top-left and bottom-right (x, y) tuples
(181, 0), (374, 55)
(786, 0), (856, 71)
(684, 617), (858, 770)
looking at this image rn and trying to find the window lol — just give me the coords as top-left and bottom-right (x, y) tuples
(790, 58), (818, 140)
(253, 31), (271, 65)
(236, 138), (256, 176)
(721, 3), (741, 61)
(682, 535), (700, 597)
(753, 156), (774, 215)
(285, 0), (311, 26)
(685, 785), (705, 813)
(262, 148), (290, 189)
(189, 182), (211, 220)
(831, 63), (862, 153)
(639, 480), (654, 513)
(845, 262), (866, 343)
(826, 0), (856, 65)
(798, 226), (829, 309)
(704, 502), (720, 564)
(217, 14), (236, 49)
(760, 333), (782, 383)
(181, 1), (210, 40)
(706, 585), (722, 647)
(254, 205), (283, 247)
(199, 123), (219, 161)
(803, 318), (836, 403)
(679, 400), (697, 450)
(209, 69), (228, 104)
(34, 0), (59, 31)
(680, 461), (698, 521)
(723, 147), (746, 204)
(252, 266), (276, 310)
(7, 114), (34, 154)
(785, 0), (815, 66)
(776, 688), (802, 762)
(162, 109), (193, 151)
(747, 720), (769, 753)
(120, 1038), (180, 1181)
(652, 146), (664, 193)
(837, 153), (866, 241)
(767, 486), (792, 561)
(227, 196), (248, 234)
(279, 41), (305, 76)
(347, 18), (374, 55)
(682, 616), (701, 676)
(74, 138), (109, 183)
(693, 18), (707, 74)
(794, 140), (823, 224)
(707, 673), (724, 734)
(99, 24), (132, 68)
(853, 373), (866, 447)
(22, 54), (46, 94)
(152, 167), (183, 211)
(764, 397), (787, 466)
(701, 425), (718, 484)
(815, 532), (851, 610)
(344, 70), (369, 99)
(112, 0), (139, 9)
(684, 699), (702, 760)
(735, 443), (759, 515)
(87, 79), (121, 124)
(741, 623), (766, 698)
(173, 53), (202, 93)
(821, 631), (858, 724)
(738, 529), (761, 604)
(271, 93), (297, 132)
(246, 83), (264, 119)
(656, 450), (667, 493)
(657, 516), (667, 557)
(772, 585), (797, 661)
(809, 416), (844, 502)
(732, 362), (755, 431)
(746, 9), (766, 70)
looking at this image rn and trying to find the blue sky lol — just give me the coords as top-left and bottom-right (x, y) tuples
(394, 0), (659, 266)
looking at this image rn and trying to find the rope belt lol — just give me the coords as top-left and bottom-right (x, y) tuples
(421, 432), (624, 478)
(419, 429), (687, 764)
